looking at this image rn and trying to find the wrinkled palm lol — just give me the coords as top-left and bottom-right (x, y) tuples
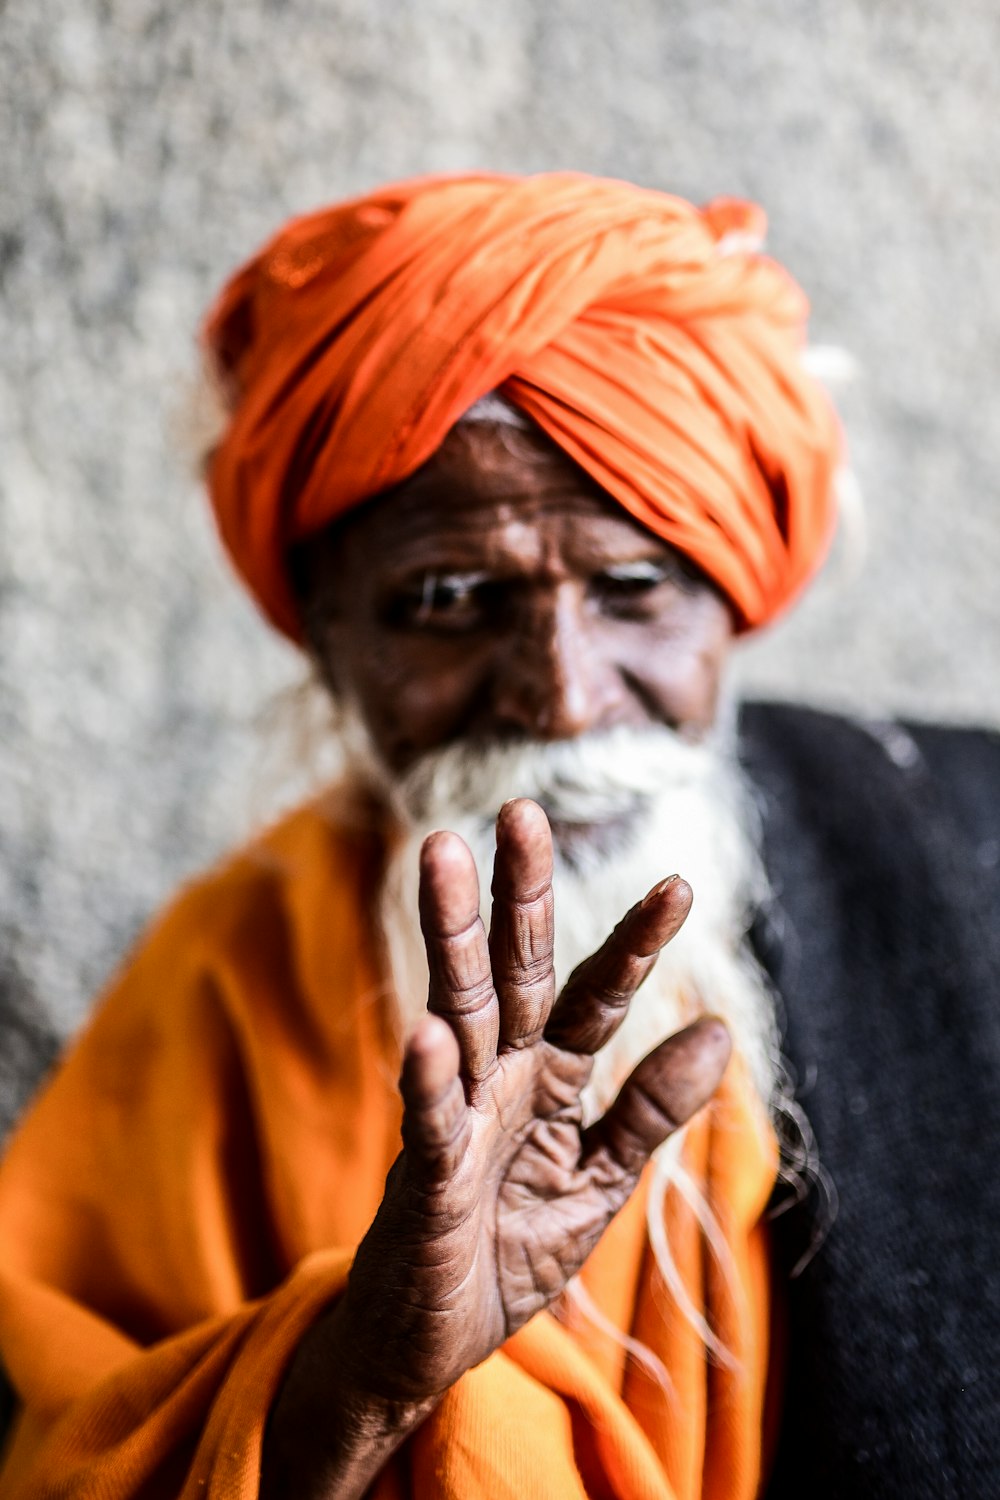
(337, 799), (730, 1404)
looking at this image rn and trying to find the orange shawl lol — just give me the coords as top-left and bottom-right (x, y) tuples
(204, 172), (842, 641)
(0, 798), (779, 1498)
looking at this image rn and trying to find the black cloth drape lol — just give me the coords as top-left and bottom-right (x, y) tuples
(743, 705), (1000, 1499)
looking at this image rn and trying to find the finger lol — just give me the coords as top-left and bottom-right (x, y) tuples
(399, 1014), (470, 1183)
(544, 876), (693, 1055)
(488, 799), (556, 1051)
(581, 1017), (731, 1182)
(419, 831), (499, 1086)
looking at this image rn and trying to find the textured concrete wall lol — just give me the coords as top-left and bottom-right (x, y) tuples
(2, 0), (999, 1115)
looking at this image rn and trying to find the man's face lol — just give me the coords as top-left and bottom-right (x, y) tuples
(294, 423), (735, 774)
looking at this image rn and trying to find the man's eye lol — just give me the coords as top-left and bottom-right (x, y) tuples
(592, 561), (672, 612)
(387, 573), (492, 631)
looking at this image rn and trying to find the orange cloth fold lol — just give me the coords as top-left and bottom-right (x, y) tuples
(204, 172), (842, 640)
(0, 797), (779, 1497)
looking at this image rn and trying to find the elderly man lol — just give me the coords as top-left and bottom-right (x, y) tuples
(1, 173), (998, 1500)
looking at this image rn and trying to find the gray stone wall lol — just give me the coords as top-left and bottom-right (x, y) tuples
(2, 0), (999, 1117)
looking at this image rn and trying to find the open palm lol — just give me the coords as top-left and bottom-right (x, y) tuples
(336, 797), (730, 1407)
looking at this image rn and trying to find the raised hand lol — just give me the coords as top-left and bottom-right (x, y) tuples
(341, 798), (728, 1396)
(262, 799), (730, 1499)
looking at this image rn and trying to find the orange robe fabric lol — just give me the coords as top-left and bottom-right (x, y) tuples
(0, 795), (779, 1498)
(203, 172), (842, 641)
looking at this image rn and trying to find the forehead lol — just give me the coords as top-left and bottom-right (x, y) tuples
(330, 422), (670, 574)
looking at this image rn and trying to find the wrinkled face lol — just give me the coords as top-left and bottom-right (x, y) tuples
(293, 423), (735, 773)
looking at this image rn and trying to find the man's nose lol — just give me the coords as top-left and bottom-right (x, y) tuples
(490, 584), (611, 741)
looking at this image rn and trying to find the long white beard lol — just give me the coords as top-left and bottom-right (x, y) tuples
(341, 714), (780, 1122)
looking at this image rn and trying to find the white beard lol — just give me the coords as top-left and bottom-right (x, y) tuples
(339, 711), (780, 1123)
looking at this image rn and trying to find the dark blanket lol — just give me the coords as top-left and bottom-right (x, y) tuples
(741, 704), (1000, 1499)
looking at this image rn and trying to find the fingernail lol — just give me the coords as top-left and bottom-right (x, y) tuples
(640, 875), (681, 908)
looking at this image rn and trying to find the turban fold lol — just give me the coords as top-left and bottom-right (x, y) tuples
(203, 172), (842, 640)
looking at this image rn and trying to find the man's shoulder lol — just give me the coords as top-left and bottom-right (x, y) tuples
(18, 792), (387, 1126)
(90, 790), (387, 1033)
(156, 790), (381, 947)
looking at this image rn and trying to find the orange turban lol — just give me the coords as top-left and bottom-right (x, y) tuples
(203, 171), (842, 640)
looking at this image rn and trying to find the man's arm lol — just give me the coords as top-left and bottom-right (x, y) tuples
(261, 799), (729, 1499)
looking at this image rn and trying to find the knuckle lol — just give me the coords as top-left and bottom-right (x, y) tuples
(559, 975), (629, 1016)
(499, 953), (554, 989)
(426, 910), (484, 943)
(432, 971), (496, 1017)
(627, 1076), (682, 1135)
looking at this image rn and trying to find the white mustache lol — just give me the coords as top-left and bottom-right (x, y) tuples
(390, 724), (720, 832)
